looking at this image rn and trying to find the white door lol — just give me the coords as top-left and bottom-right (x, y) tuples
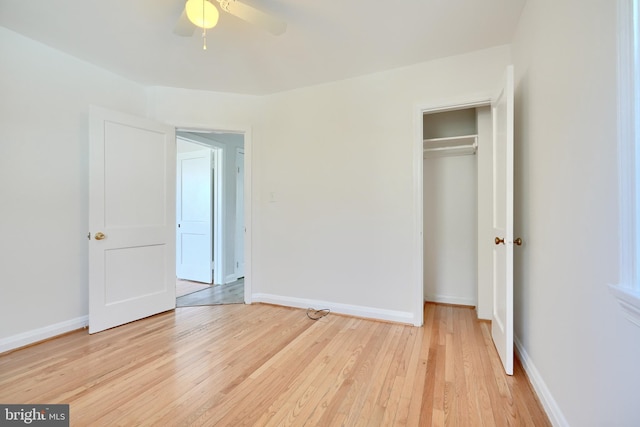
(176, 149), (213, 283)
(491, 65), (515, 375)
(89, 106), (176, 334)
(235, 149), (245, 278)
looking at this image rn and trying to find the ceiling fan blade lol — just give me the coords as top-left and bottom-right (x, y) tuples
(225, 1), (287, 35)
(173, 9), (196, 37)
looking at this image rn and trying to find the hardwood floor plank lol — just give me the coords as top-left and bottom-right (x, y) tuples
(431, 306), (448, 426)
(418, 303), (438, 426)
(314, 322), (390, 426)
(405, 303), (434, 426)
(352, 323), (405, 427)
(257, 319), (346, 426)
(395, 328), (426, 423)
(264, 318), (366, 427)
(0, 302), (550, 426)
(225, 320), (348, 426)
(290, 319), (376, 426)
(461, 310), (496, 427)
(452, 309), (470, 426)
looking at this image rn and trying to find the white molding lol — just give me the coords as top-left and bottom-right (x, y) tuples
(514, 335), (570, 427)
(212, 145), (224, 285)
(234, 147), (245, 280)
(412, 102), (425, 326)
(0, 316), (88, 354)
(617, 0), (638, 290)
(424, 295), (476, 307)
(243, 127), (252, 305)
(252, 293), (416, 325)
(613, 0), (640, 326)
(415, 93), (494, 114)
(609, 284), (640, 327)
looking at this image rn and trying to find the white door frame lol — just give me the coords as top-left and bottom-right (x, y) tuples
(413, 93), (493, 326)
(174, 125), (252, 304)
(234, 147), (245, 279)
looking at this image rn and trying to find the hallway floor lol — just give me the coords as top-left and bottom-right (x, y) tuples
(176, 278), (244, 307)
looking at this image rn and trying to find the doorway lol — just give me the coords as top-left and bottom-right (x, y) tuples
(174, 130), (245, 306)
(414, 66), (516, 375)
(88, 106), (254, 333)
(419, 102), (494, 321)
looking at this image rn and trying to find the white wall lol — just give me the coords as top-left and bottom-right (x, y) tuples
(512, 1), (640, 425)
(0, 27), (148, 344)
(147, 87), (260, 127)
(251, 46), (511, 322)
(424, 153), (477, 306)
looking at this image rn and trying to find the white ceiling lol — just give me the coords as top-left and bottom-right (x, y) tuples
(0, 0), (526, 95)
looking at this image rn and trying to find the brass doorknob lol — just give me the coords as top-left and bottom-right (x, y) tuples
(495, 237), (505, 245)
(94, 232), (106, 240)
(514, 237), (523, 246)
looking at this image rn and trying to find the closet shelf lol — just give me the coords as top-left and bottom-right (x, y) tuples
(423, 135), (477, 158)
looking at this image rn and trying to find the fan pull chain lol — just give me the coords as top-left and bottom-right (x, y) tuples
(202, 0), (207, 50)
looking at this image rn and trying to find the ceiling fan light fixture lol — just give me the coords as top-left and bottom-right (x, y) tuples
(185, 0), (219, 29)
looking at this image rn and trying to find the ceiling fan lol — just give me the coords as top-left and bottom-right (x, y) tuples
(174, 0), (287, 37)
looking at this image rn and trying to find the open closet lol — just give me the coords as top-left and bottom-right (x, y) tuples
(423, 106), (493, 319)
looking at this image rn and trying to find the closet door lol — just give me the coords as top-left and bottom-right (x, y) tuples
(491, 65), (515, 375)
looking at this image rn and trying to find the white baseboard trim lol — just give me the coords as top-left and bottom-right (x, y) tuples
(514, 335), (569, 427)
(0, 316), (88, 354)
(424, 294), (476, 307)
(252, 293), (416, 325)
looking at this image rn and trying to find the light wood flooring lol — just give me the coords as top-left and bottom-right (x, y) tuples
(0, 303), (550, 426)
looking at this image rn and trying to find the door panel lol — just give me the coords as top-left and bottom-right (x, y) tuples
(176, 149), (213, 283)
(104, 122), (167, 227)
(104, 245), (167, 304)
(89, 106), (176, 334)
(491, 65), (515, 375)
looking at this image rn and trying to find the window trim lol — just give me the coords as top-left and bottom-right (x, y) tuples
(610, 0), (640, 326)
